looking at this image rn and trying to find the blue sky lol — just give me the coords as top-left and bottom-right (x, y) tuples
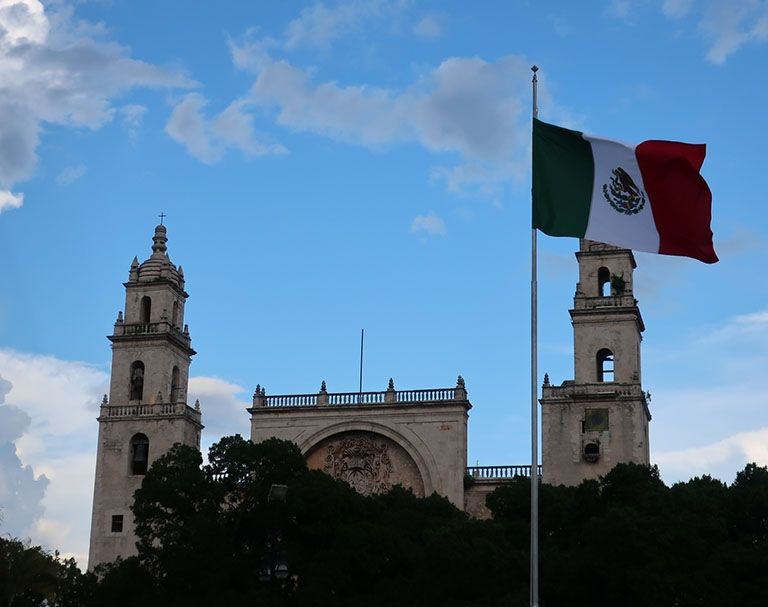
(0, 0), (767, 564)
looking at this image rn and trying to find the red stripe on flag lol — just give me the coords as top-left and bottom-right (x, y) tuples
(636, 140), (718, 264)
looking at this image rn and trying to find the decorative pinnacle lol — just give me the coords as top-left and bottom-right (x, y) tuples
(387, 378), (395, 391)
(254, 384), (261, 397)
(101, 394), (108, 406)
(151, 224), (168, 256)
(456, 375), (465, 388)
(531, 64), (539, 73)
(543, 373), (550, 386)
(194, 399), (201, 411)
(320, 380), (327, 393)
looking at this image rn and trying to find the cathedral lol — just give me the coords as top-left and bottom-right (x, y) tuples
(88, 224), (651, 568)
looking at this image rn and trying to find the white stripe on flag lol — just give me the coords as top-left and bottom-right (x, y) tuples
(583, 135), (660, 254)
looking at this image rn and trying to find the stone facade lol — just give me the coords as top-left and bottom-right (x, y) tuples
(540, 239), (651, 486)
(88, 225), (202, 569)
(88, 228), (652, 567)
(249, 381), (470, 508)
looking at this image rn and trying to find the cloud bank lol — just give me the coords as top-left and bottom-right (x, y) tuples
(0, 0), (193, 209)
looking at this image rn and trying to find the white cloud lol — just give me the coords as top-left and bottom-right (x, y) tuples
(413, 14), (442, 38)
(0, 189), (23, 212)
(606, 0), (632, 18)
(410, 211), (446, 236)
(284, 0), (386, 50)
(248, 54), (541, 192)
(656, 426), (768, 483)
(188, 375), (250, 444)
(118, 103), (147, 139)
(55, 163), (86, 186)
(696, 306), (768, 344)
(662, 0), (695, 18)
(0, 350), (107, 563)
(0, 0), (48, 45)
(701, 0), (768, 63)
(166, 93), (287, 163)
(656, 0), (768, 63)
(646, 305), (768, 484)
(0, 0), (193, 202)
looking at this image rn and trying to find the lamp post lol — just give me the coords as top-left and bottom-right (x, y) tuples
(258, 484), (292, 588)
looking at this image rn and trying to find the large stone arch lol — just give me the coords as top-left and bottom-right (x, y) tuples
(298, 421), (437, 496)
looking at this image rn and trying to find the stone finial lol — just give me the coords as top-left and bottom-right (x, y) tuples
(129, 257), (139, 281)
(385, 378), (396, 403)
(183, 324), (189, 335)
(101, 394), (108, 406)
(318, 381), (329, 406)
(194, 399), (201, 411)
(543, 373), (550, 386)
(253, 385), (266, 407)
(151, 224), (168, 256)
(155, 391), (163, 404)
(455, 375), (467, 400)
(116, 311), (123, 324)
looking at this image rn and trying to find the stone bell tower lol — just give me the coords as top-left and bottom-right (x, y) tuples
(540, 239), (651, 486)
(88, 224), (202, 568)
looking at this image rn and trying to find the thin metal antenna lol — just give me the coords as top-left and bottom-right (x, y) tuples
(358, 329), (364, 403)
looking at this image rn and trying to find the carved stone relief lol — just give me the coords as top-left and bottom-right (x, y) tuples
(305, 431), (424, 497)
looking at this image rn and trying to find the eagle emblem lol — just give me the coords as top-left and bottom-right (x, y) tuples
(602, 167), (647, 215)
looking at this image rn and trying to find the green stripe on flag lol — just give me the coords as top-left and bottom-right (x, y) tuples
(532, 118), (594, 237)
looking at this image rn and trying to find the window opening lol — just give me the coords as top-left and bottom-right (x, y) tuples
(140, 296), (152, 323)
(598, 267), (611, 297)
(130, 433), (149, 475)
(597, 349), (614, 382)
(171, 301), (178, 327)
(583, 442), (600, 463)
(111, 515), (124, 533)
(129, 361), (145, 401)
(171, 366), (180, 402)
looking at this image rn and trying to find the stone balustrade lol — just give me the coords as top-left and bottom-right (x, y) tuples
(253, 380), (467, 409)
(100, 402), (200, 420)
(466, 465), (542, 479)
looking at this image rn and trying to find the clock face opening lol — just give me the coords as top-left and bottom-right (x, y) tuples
(584, 408), (609, 433)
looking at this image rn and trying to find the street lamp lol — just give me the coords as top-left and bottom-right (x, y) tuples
(258, 484), (291, 586)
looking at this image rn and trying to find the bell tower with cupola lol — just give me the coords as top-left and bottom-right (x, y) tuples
(88, 224), (202, 568)
(540, 239), (651, 486)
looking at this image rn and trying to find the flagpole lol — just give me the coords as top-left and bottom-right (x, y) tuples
(530, 64), (540, 607)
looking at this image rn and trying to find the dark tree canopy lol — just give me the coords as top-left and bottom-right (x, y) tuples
(7, 439), (767, 607)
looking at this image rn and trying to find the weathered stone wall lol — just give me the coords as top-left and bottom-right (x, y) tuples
(463, 480), (506, 519)
(88, 408), (201, 569)
(250, 401), (468, 507)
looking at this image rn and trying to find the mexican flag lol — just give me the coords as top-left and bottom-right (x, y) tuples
(532, 118), (717, 263)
